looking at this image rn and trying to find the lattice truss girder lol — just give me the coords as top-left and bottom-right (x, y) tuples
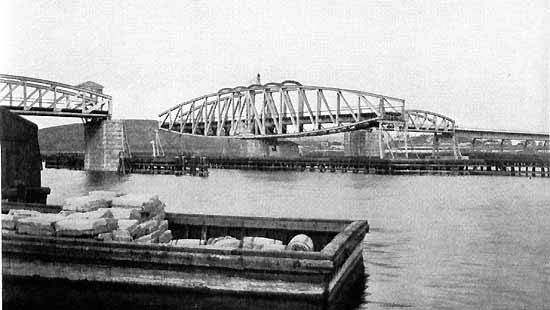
(0, 74), (112, 117)
(159, 81), (407, 138)
(405, 109), (455, 133)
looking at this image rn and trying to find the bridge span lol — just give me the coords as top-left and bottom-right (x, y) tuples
(455, 128), (549, 142)
(0, 74), (111, 119)
(0, 74), (119, 172)
(158, 80), (549, 159)
(158, 81), (458, 139)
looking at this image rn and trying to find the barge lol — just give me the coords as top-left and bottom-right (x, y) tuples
(2, 202), (368, 310)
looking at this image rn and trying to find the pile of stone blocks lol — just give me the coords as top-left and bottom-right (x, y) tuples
(168, 235), (295, 252)
(1, 192), (173, 244)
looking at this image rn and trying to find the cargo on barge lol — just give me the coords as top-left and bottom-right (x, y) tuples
(2, 202), (368, 310)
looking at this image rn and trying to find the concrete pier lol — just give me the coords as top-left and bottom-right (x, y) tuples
(84, 120), (124, 171)
(343, 130), (382, 157)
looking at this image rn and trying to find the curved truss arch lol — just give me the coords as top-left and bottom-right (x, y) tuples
(159, 81), (406, 138)
(405, 109), (455, 133)
(0, 74), (112, 119)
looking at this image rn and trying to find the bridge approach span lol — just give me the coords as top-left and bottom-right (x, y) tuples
(455, 128), (549, 142)
(0, 74), (112, 119)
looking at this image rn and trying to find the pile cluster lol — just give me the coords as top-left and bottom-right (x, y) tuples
(2, 191), (172, 244)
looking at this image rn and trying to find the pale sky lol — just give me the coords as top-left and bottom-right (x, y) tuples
(1, 1), (548, 132)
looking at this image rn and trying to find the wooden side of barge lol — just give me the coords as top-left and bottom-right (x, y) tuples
(2, 207), (368, 310)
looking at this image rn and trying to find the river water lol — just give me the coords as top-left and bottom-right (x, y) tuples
(42, 168), (550, 310)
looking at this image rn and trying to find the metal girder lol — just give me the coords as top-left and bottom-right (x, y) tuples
(0, 74), (112, 119)
(159, 81), (406, 138)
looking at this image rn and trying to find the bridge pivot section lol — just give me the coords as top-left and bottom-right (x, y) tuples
(158, 81), (406, 138)
(376, 110), (460, 159)
(0, 74), (112, 119)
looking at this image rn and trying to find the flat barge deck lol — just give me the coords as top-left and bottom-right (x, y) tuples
(2, 203), (368, 310)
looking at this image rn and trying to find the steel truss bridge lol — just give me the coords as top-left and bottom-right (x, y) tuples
(0, 74), (111, 119)
(158, 81), (460, 157)
(158, 81), (456, 137)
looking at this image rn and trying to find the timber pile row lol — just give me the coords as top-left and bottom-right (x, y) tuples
(1, 191), (172, 244)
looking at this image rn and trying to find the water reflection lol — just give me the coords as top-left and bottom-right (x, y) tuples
(41, 169), (550, 309)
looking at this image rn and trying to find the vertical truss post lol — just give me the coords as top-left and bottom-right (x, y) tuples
(316, 90), (321, 129)
(203, 98), (208, 136)
(378, 98), (385, 119)
(297, 88), (303, 132)
(378, 122), (384, 159)
(22, 82), (27, 108)
(336, 92), (341, 125)
(357, 96), (361, 121)
(9, 84), (13, 106)
(279, 91), (284, 132)
(452, 133), (458, 158)
(404, 123), (409, 159)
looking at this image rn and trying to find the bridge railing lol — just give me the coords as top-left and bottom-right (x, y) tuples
(159, 81), (406, 137)
(0, 74), (112, 118)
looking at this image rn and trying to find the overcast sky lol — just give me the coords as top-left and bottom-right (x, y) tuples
(1, 1), (548, 132)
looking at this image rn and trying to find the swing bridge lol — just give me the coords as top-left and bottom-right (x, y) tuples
(158, 81), (458, 158)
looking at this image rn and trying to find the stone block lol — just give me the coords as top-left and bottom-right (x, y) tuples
(65, 208), (113, 220)
(2, 214), (16, 230)
(112, 230), (132, 242)
(132, 219), (159, 238)
(242, 237), (283, 250)
(8, 209), (41, 220)
(108, 207), (142, 220)
(158, 220), (169, 233)
(207, 236), (241, 249)
(134, 229), (162, 243)
(16, 214), (65, 236)
(117, 219), (139, 235)
(55, 218), (118, 237)
(158, 230), (172, 243)
(96, 232), (113, 241)
(62, 196), (110, 212)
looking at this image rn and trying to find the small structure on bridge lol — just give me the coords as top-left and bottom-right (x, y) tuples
(75, 81), (104, 94)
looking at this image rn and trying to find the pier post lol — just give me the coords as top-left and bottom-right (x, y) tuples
(84, 120), (124, 171)
(432, 133), (440, 159)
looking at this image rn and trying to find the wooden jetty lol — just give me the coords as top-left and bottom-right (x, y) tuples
(2, 202), (368, 310)
(207, 154), (550, 177)
(42, 151), (550, 178)
(120, 154), (209, 176)
(42, 153), (209, 177)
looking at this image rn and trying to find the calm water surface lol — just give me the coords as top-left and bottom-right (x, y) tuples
(43, 168), (550, 310)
